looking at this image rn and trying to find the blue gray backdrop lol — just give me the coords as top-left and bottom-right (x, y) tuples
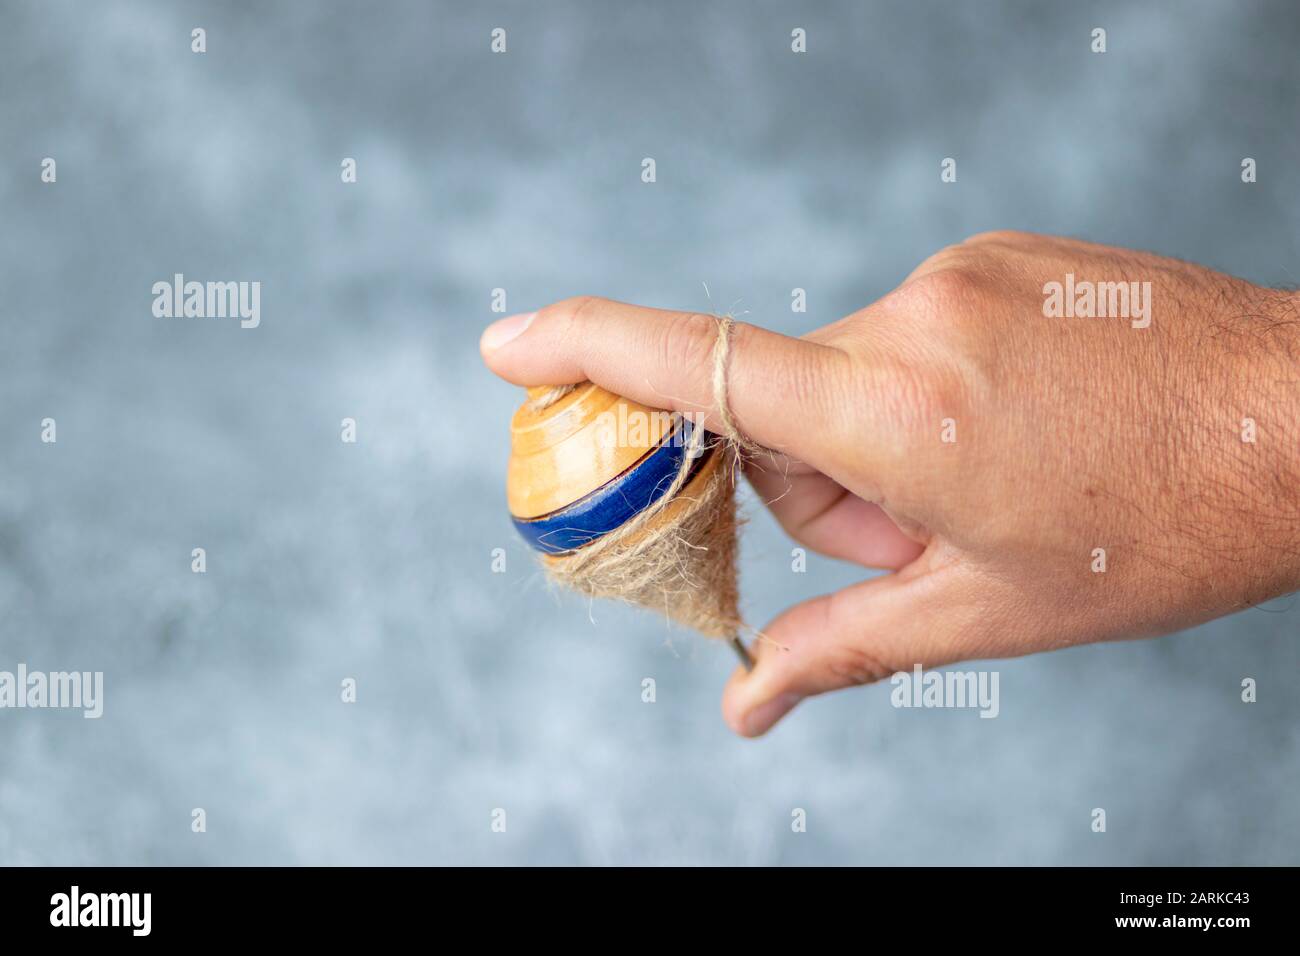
(2, 0), (1297, 865)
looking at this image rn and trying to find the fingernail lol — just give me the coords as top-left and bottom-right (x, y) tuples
(481, 311), (535, 352)
(742, 692), (802, 737)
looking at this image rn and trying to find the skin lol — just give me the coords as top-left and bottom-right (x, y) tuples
(480, 231), (1300, 737)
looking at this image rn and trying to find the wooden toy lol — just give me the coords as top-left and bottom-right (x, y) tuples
(508, 384), (717, 552)
(506, 383), (751, 666)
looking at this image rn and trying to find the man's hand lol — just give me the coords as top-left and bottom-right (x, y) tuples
(480, 231), (1300, 737)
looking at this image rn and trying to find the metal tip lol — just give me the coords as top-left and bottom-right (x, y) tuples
(730, 637), (755, 672)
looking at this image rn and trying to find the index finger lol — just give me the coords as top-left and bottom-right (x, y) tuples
(480, 296), (860, 476)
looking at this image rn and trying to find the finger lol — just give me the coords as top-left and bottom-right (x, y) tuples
(744, 456), (925, 570)
(721, 561), (987, 737)
(480, 296), (864, 476)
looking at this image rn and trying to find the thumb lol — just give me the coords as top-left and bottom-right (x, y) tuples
(721, 570), (966, 737)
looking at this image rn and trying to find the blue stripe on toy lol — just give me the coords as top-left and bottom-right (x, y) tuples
(512, 421), (713, 554)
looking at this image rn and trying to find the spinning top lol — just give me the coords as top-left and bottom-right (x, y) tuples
(507, 383), (752, 668)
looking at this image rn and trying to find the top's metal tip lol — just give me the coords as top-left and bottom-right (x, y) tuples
(730, 636), (755, 672)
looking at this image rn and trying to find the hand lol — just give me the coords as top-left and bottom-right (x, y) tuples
(480, 231), (1300, 737)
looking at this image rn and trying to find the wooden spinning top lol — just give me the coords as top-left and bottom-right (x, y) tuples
(507, 383), (751, 667)
(507, 384), (719, 552)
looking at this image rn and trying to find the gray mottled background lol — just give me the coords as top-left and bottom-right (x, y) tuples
(1, 0), (1297, 865)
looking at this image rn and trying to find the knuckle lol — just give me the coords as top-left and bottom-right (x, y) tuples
(656, 311), (716, 382)
(906, 241), (971, 280)
(862, 278), (983, 462)
(784, 347), (828, 416)
(884, 360), (954, 439)
(821, 590), (901, 687)
(893, 258), (985, 316)
(874, 269), (976, 349)
(961, 228), (1030, 248)
(908, 264), (984, 307)
(884, 264), (998, 365)
(904, 234), (1022, 295)
(773, 336), (842, 418)
(862, 345), (970, 463)
(823, 639), (894, 687)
